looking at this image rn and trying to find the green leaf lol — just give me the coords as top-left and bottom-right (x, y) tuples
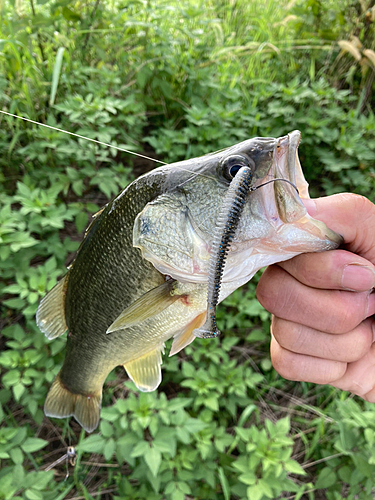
(44, 256), (57, 274)
(100, 420), (113, 438)
(25, 489), (43, 500)
(104, 438), (116, 461)
(3, 298), (25, 309)
(130, 441), (149, 458)
(247, 485), (263, 500)
(153, 436), (176, 457)
(184, 418), (207, 433)
(238, 404), (256, 427)
(50, 47), (65, 106)
(284, 459), (306, 475)
(204, 396), (219, 411)
(338, 465), (351, 483)
(21, 437), (48, 453)
(79, 434), (105, 453)
(258, 479), (273, 497)
(9, 447), (23, 464)
(315, 467), (337, 489)
(62, 6), (81, 21)
(75, 212), (88, 234)
(176, 427), (190, 444)
(218, 467), (231, 500)
(2, 370), (20, 386)
(12, 382), (25, 402)
(239, 472), (256, 486)
(144, 445), (162, 477)
(2, 284), (21, 293)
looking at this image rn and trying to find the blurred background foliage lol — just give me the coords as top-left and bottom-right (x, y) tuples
(1, 0), (375, 498)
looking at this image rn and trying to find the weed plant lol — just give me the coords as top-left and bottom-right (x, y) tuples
(1, 0), (375, 499)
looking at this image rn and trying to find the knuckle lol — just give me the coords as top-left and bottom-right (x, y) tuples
(324, 362), (347, 383)
(364, 387), (375, 403)
(346, 329), (373, 362)
(324, 292), (368, 334)
(338, 193), (372, 211)
(351, 194), (374, 214)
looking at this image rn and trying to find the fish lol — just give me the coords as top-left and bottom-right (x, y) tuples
(36, 130), (342, 433)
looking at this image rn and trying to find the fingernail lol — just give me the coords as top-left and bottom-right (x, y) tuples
(342, 264), (375, 291)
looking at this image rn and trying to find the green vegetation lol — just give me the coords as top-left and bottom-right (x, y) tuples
(1, 0), (375, 498)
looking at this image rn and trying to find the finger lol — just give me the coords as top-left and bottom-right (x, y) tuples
(277, 249), (375, 292)
(257, 265), (375, 334)
(270, 334), (347, 384)
(303, 194), (375, 264)
(272, 316), (374, 363)
(331, 319), (375, 400)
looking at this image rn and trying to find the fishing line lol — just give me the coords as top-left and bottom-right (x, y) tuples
(0, 110), (167, 165)
(1, 109), (216, 181)
(251, 177), (299, 194)
(2, 111), (300, 188)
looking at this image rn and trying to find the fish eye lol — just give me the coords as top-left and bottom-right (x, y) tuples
(220, 154), (254, 182)
(229, 164), (242, 177)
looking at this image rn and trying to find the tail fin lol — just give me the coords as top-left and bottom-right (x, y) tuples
(44, 373), (102, 433)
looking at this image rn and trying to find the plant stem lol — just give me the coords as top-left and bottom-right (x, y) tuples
(29, 0), (46, 62)
(82, 0), (101, 50)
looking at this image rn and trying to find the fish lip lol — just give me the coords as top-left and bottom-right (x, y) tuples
(249, 130), (301, 191)
(287, 130), (301, 187)
(275, 130), (301, 188)
(248, 130), (298, 193)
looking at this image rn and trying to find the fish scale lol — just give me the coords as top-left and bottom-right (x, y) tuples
(62, 176), (167, 392)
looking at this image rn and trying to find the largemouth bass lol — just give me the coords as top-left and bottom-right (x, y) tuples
(36, 130), (342, 432)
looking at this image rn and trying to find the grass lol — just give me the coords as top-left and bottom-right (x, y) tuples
(1, 0), (375, 499)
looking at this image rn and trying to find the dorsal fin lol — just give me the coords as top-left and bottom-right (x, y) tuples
(36, 275), (68, 339)
(124, 346), (164, 392)
(84, 205), (106, 237)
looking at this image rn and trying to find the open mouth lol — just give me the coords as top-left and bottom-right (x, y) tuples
(274, 130), (308, 204)
(253, 129), (343, 246)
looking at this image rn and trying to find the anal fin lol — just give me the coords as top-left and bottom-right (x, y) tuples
(36, 275), (68, 340)
(124, 346), (164, 392)
(169, 312), (206, 357)
(107, 280), (181, 333)
(44, 372), (102, 433)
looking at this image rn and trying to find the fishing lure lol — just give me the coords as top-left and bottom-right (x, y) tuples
(194, 161), (254, 338)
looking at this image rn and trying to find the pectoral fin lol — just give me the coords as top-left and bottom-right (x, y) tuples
(124, 346), (164, 392)
(36, 275), (68, 339)
(106, 280), (181, 333)
(169, 311), (206, 356)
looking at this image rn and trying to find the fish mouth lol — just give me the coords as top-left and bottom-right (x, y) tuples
(251, 129), (343, 248)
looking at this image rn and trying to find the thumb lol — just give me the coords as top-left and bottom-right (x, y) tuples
(303, 193), (375, 265)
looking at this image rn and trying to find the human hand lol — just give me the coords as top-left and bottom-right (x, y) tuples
(256, 193), (375, 400)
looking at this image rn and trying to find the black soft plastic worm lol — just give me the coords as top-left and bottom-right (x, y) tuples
(193, 166), (253, 338)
